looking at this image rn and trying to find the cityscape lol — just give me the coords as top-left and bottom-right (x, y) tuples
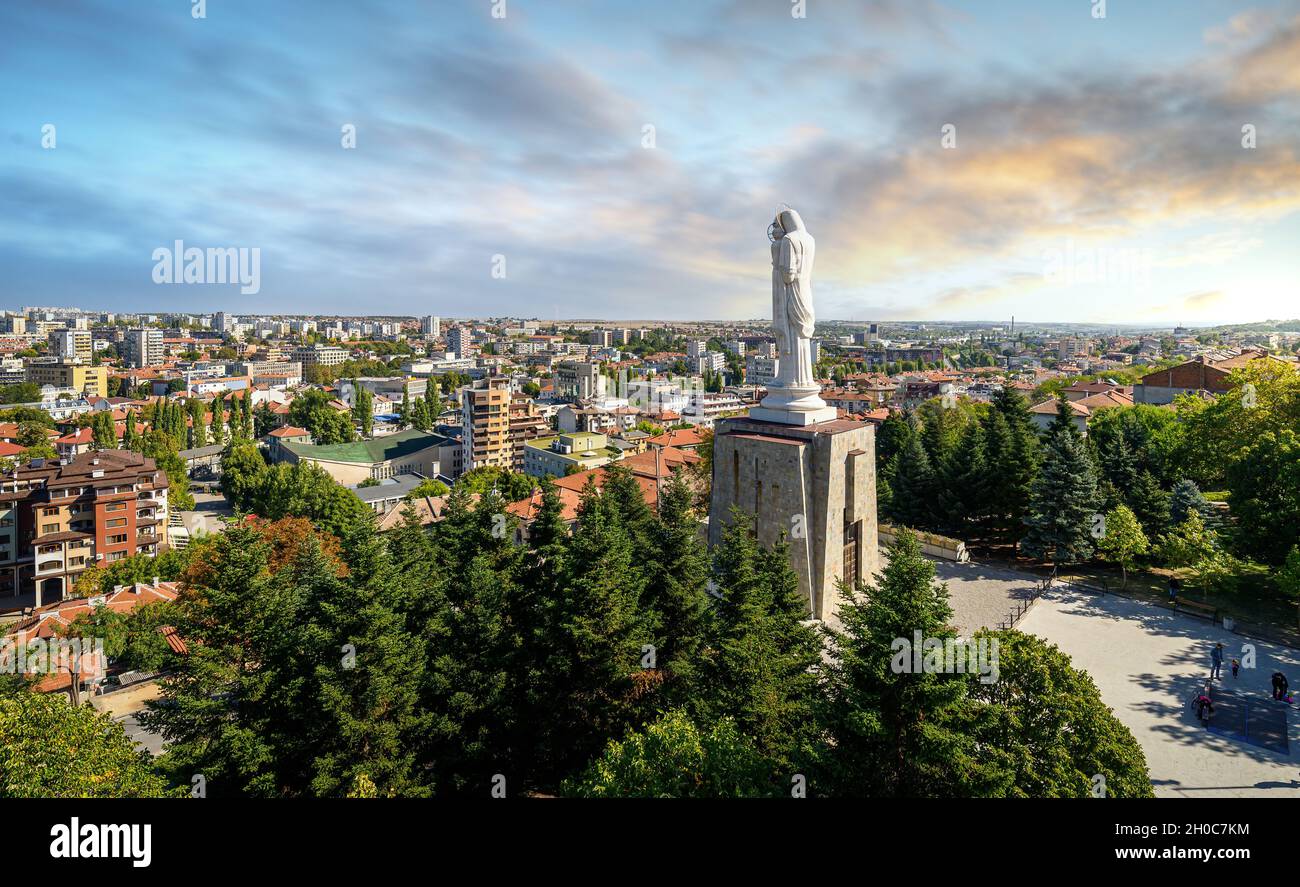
(2, 0), (1299, 853)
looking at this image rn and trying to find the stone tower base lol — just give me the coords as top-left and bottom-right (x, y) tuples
(708, 415), (879, 624)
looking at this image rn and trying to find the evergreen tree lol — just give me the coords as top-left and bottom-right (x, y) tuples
(122, 409), (139, 451)
(888, 432), (938, 530)
(940, 420), (991, 537)
(819, 530), (1010, 797)
(642, 471), (711, 706)
(1168, 478), (1211, 526)
(535, 478), (646, 783)
(989, 388), (1040, 549)
(1022, 428), (1100, 565)
(696, 512), (823, 773)
(187, 398), (207, 448)
(1128, 470), (1171, 538)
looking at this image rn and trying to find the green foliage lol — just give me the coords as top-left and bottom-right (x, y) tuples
(1224, 429), (1300, 565)
(407, 478), (450, 498)
(819, 530), (1009, 797)
(0, 690), (177, 797)
(1022, 428), (1100, 564)
(1098, 505), (1149, 586)
(142, 525), (427, 797)
(0, 382), (41, 404)
(290, 389), (356, 445)
(966, 631), (1154, 797)
(563, 710), (781, 798)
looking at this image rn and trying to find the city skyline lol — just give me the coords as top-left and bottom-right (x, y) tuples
(3, 0), (1299, 323)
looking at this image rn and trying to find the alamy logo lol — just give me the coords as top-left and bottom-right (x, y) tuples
(0, 637), (104, 676)
(49, 818), (151, 868)
(151, 240), (261, 294)
(891, 632), (999, 684)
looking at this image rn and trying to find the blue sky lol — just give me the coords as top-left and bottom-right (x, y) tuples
(2, 0), (1298, 323)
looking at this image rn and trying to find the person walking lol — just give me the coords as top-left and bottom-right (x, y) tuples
(1272, 671), (1289, 701)
(1231, 658), (1240, 679)
(1168, 576), (1181, 606)
(1211, 643), (1224, 680)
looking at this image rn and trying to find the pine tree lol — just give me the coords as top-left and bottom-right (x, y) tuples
(1128, 470), (1170, 538)
(696, 511), (823, 773)
(1169, 478), (1211, 526)
(641, 471), (710, 706)
(1022, 428), (1100, 565)
(888, 432), (937, 530)
(819, 529), (1009, 797)
(940, 420), (990, 537)
(535, 478), (646, 783)
(211, 394), (226, 446)
(989, 388), (1041, 550)
(187, 398), (207, 448)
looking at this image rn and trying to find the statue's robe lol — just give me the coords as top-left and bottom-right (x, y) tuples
(771, 210), (817, 390)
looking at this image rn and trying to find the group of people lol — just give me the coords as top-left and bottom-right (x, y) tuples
(1195, 642), (1292, 725)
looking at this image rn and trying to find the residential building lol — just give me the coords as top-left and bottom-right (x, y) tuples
(0, 450), (170, 610)
(291, 344), (349, 370)
(421, 315), (441, 338)
(25, 360), (109, 398)
(447, 326), (469, 358)
(523, 431), (617, 477)
(460, 376), (511, 473)
(124, 328), (164, 368)
(555, 361), (604, 401)
(49, 329), (93, 362)
(1133, 350), (1289, 404)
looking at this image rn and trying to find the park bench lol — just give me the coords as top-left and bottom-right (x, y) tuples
(1174, 599), (1217, 621)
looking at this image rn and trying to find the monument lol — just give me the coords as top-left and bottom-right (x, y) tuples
(708, 206), (880, 623)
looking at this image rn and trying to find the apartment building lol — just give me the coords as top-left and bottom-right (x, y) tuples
(25, 360), (110, 398)
(508, 394), (550, 470)
(460, 376), (512, 474)
(291, 344), (349, 369)
(555, 361), (604, 401)
(49, 329), (93, 362)
(124, 328), (165, 368)
(0, 450), (170, 609)
(523, 431), (616, 478)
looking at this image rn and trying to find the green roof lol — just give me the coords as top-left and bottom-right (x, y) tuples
(283, 429), (449, 465)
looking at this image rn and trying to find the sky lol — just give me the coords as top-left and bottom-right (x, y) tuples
(2, 0), (1298, 324)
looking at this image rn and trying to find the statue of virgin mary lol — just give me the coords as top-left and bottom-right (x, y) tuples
(759, 206), (830, 418)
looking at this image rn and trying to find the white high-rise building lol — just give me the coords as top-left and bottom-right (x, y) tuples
(421, 315), (441, 338)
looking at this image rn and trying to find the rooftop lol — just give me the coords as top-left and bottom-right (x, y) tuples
(283, 428), (450, 465)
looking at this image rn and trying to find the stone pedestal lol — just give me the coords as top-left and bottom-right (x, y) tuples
(708, 415), (879, 624)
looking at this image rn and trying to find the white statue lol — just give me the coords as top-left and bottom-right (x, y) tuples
(752, 206), (836, 425)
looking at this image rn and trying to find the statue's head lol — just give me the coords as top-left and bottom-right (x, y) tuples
(768, 204), (804, 241)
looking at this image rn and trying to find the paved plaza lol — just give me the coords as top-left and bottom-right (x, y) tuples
(1018, 587), (1300, 798)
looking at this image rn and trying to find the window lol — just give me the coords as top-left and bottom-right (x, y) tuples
(105, 502), (126, 512)
(69, 556), (85, 568)
(42, 524), (60, 535)
(106, 518), (127, 528)
(107, 533), (128, 545)
(41, 508), (59, 518)
(106, 551), (126, 562)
